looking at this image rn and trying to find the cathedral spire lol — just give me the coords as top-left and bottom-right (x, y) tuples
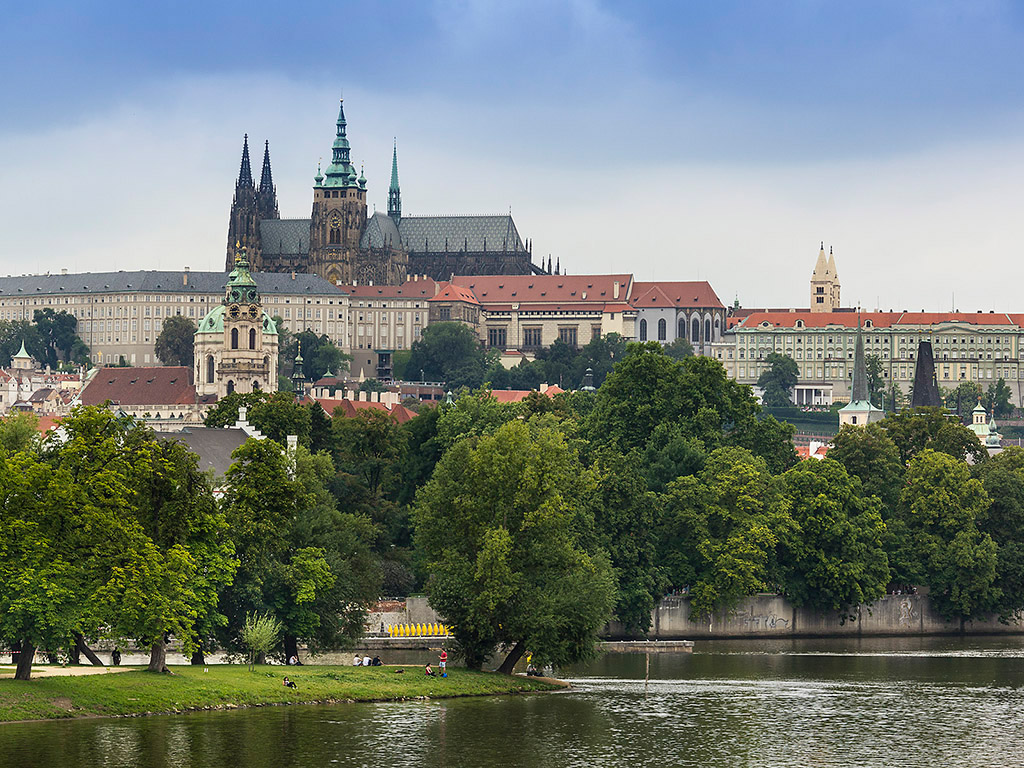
(388, 139), (402, 224)
(257, 140), (280, 220)
(237, 134), (254, 188)
(850, 315), (869, 403)
(323, 98), (357, 188)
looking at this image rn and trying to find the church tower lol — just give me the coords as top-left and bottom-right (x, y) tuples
(195, 247), (279, 399)
(388, 140), (401, 225)
(255, 140), (280, 246)
(810, 243), (841, 312)
(226, 136), (261, 271)
(309, 100), (368, 284)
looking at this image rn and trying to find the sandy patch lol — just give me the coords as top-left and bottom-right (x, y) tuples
(0, 665), (135, 679)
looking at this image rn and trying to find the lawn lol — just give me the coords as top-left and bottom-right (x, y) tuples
(0, 664), (560, 722)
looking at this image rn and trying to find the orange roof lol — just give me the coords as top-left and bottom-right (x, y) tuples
(631, 281), (724, 309)
(36, 415), (62, 434)
(430, 282), (480, 305)
(315, 398), (416, 423)
(450, 274), (633, 305)
(736, 310), (1017, 331)
(489, 387), (563, 403)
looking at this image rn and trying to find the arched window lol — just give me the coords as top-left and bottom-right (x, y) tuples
(252, 380), (260, 391)
(226, 380), (235, 395)
(231, 328), (239, 350)
(249, 328), (256, 349)
(692, 318), (700, 343)
(705, 319), (711, 342)
(206, 355), (215, 384)
(678, 318), (686, 339)
(264, 356), (270, 370)
(639, 319), (648, 341)
(657, 318), (667, 341)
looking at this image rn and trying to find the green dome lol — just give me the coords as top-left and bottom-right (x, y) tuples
(195, 305), (278, 336)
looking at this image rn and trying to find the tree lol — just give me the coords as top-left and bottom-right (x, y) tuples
(589, 448), (663, 635)
(0, 412), (40, 454)
(944, 381), (984, 423)
(406, 322), (486, 385)
(865, 354), (885, 407)
(204, 391), (311, 447)
(292, 331), (350, 382)
(415, 420), (616, 672)
(971, 448), (1024, 618)
(435, 388), (520, 452)
(777, 459), (889, 616)
(154, 316), (196, 367)
(988, 378), (1013, 418)
(897, 449), (999, 621)
(828, 423), (904, 511)
(657, 447), (791, 616)
(359, 378), (387, 393)
(33, 309), (88, 367)
(240, 613), (281, 670)
(756, 352), (798, 407)
(663, 336), (694, 361)
(881, 407), (986, 465)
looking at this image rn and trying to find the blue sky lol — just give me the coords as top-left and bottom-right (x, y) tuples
(4, 1), (1024, 308)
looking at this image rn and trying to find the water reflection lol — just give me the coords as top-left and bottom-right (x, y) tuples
(4, 637), (1024, 767)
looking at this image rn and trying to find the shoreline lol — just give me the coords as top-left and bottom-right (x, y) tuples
(0, 665), (563, 724)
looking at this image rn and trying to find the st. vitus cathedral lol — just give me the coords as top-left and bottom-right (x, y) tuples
(226, 100), (548, 285)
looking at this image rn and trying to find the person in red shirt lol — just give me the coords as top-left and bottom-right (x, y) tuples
(439, 649), (448, 677)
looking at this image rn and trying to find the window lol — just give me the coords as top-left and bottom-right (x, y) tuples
(657, 318), (667, 341)
(437, 306), (451, 321)
(678, 318), (686, 338)
(639, 319), (648, 341)
(231, 328), (239, 349)
(249, 328), (256, 349)
(487, 327), (507, 348)
(523, 328), (542, 347)
(206, 355), (215, 384)
(558, 327), (578, 347)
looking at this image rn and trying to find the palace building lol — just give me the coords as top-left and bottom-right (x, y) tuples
(226, 101), (545, 285)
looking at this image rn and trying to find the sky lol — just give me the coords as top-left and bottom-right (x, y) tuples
(4, 0), (1024, 310)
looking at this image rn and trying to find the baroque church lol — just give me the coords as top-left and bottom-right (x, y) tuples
(226, 100), (545, 285)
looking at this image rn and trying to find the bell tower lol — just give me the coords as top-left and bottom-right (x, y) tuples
(309, 100), (368, 284)
(226, 135), (261, 271)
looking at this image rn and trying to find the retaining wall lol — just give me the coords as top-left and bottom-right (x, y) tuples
(605, 593), (1024, 639)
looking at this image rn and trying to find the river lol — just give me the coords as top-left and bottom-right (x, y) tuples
(3, 636), (1023, 767)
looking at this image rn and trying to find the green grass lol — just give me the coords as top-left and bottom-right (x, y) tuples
(0, 665), (560, 722)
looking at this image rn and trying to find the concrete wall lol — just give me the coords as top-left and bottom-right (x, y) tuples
(365, 597), (441, 634)
(606, 593), (1024, 639)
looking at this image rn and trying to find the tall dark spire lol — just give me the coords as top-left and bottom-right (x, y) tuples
(388, 139), (402, 224)
(850, 317), (869, 403)
(257, 140), (279, 220)
(237, 134), (254, 188)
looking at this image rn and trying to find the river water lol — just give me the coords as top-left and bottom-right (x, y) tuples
(4, 636), (1024, 767)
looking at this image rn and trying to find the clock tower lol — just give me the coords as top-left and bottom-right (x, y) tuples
(194, 247), (279, 399)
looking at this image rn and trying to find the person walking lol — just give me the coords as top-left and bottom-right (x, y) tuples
(438, 649), (448, 678)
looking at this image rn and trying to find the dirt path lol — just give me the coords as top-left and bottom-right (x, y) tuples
(0, 665), (135, 679)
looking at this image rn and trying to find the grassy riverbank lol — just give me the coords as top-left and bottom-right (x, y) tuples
(0, 665), (561, 722)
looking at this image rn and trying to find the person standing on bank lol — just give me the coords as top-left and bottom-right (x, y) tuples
(439, 649), (448, 677)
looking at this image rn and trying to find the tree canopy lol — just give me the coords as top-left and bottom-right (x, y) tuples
(154, 316), (196, 367)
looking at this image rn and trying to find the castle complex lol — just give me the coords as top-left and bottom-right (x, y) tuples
(226, 101), (543, 285)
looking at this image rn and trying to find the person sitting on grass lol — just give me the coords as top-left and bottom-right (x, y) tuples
(283, 676), (297, 689)
(425, 663), (435, 676)
(371, 656), (383, 666)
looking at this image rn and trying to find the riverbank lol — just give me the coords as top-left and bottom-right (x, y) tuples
(0, 665), (561, 722)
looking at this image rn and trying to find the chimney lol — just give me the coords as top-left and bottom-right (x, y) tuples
(183, 267), (189, 286)
(613, 281), (620, 300)
(238, 406), (248, 424)
(291, 271), (296, 280)
(61, 268), (68, 275)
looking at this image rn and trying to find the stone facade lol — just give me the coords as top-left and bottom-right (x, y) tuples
(194, 255), (279, 399)
(810, 243), (841, 312)
(631, 281), (726, 355)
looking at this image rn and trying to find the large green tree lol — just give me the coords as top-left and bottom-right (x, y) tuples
(154, 316), (196, 367)
(881, 407), (987, 465)
(33, 309), (89, 367)
(972, 448), (1024, 618)
(777, 458), (890, 616)
(756, 352), (799, 407)
(406, 322), (487, 386)
(828, 423), (904, 511)
(415, 420), (616, 672)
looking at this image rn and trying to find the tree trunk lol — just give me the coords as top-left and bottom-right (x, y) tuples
(497, 640), (527, 675)
(14, 641), (35, 680)
(256, 651), (266, 666)
(147, 640), (170, 674)
(283, 634), (299, 664)
(68, 641), (81, 665)
(191, 647), (205, 666)
(74, 634), (105, 666)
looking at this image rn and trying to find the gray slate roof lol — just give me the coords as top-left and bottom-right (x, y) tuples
(399, 215), (524, 253)
(0, 269), (340, 297)
(155, 427), (250, 478)
(260, 219), (310, 257)
(360, 212), (401, 250)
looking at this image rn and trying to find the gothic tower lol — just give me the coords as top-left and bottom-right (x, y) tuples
(388, 140), (401, 224)
(195, 248), (279, 399)
(810, 242), (841, 312)
(226, 135), (261, 271)
(256, 140), (280, 230)
(309, 100), (368, 284)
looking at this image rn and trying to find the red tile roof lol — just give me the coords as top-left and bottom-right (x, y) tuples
(429, 282), (480, 305)
(736, 310), (1017, 330)
(489, 386), (565, 403)
(450, 274), (633, 305)
(631, 281), (724, 309)
(315, 398), (417, 423)
(80, 367), (196, 406)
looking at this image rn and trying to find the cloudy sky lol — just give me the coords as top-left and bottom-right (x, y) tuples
(4, 1), (1024, 310)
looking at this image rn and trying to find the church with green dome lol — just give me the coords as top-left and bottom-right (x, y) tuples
(195, 250), (279, 398)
